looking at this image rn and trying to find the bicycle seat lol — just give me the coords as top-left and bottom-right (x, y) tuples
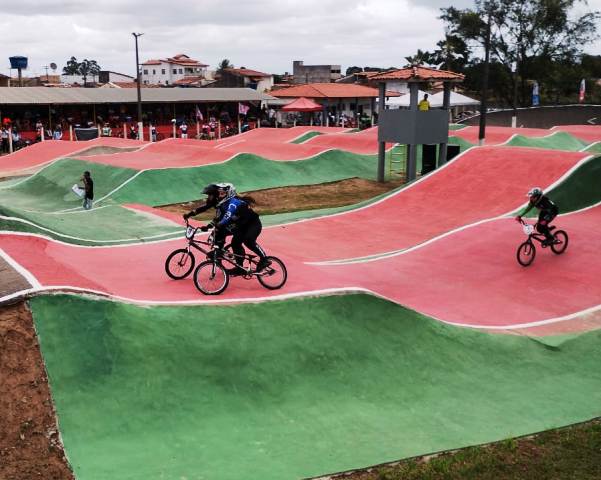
(549, 226), (556, 231)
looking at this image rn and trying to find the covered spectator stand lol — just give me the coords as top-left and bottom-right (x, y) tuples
(371, 67), (465, 182)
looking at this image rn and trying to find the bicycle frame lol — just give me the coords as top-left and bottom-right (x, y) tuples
(520, 220), (553, 245)
(183, 222), (268, 277)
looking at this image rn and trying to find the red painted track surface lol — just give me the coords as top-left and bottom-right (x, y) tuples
(261, 146), (588, 262)
(2, 205), (600, 329)
(72, 128), (385, 170)
(4, 125), (599, 175)
(0, 137), (144, 176)
(453, 126), (551, 144)
(0, 145), (597, 330)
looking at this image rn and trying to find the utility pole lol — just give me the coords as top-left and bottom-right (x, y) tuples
(478, 11), (492, 146)
(132, 32), (144, 141)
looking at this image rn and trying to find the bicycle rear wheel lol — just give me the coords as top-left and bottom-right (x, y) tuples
(551, 230), (568, 254)
(257, 256), (287, 290)
(193, 260), (229, 295)
(165, 249), (195, 279)
(517, 241), (536, 267)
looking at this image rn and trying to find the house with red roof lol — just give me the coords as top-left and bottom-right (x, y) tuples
(268, 83), (400, 125)
(210, 68), (274, 92)
(140, 54), (208, 86)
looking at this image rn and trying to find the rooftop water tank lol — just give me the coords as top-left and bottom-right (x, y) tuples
(9, 56), (28, 70)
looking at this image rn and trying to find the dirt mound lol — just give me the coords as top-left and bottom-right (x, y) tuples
(158, 177), (405, 219)
(0, 301), (74, 480)
(75, 146), (140, 156)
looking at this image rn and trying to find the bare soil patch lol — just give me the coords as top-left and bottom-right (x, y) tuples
(0, 256), (32, 297)
(0, 301), (74, 480)
(158, 177), (405, 220)
(75, 146), (140, 156)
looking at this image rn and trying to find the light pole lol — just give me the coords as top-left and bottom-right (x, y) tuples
(478, 11), (492, 146)
(132, 32), (144, 140)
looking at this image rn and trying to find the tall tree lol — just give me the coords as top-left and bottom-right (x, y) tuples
(217, 59), (233, 74)
(441, 0), (600, 105)
(62, 57), (80, 75)
(345, 66), (363, 76)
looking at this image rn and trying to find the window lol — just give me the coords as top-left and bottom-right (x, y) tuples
(162, 69), (166, 74)
(331, 68), (341, 74)
(166, 80), (169, 85)
(186, 68), (193, 74)
(152, 69), (156, 75)
(178, 68), (183, 74)
(143, 69), (148, 75)
(173, 69), (177, 74)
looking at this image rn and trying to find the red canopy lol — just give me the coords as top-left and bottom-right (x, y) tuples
(281, 97), (323, 112)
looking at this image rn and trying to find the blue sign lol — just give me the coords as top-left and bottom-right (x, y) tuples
(532, 81), (540, 107)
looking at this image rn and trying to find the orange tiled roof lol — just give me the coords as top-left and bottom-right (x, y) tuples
(226, 68), (271, 78)
(142, 54), (208, 67)
(172, 76), (204, 86)
(369, 66), (464, 82)
(111, 82), (162, 88)
(268, 83), (399, 98)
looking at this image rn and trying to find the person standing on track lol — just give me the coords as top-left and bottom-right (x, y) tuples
(182, 183), (270, 275)
(515, 187), (559, 246)
(80, 171), (94, 210)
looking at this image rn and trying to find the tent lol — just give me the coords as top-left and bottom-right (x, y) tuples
(375, 90), (430, 109)
(281, 96), (323, 126)
(429, 91), (479, 107)
(281, 96), (323, 112)
(376, 90), (478, 109)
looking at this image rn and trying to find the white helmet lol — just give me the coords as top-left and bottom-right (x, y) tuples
(215, 182), (236, 205)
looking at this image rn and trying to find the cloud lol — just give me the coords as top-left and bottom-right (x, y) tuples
(1, 0), (599, 78)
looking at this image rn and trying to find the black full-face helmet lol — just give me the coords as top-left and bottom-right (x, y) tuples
(202, 183), (220, 205)
(527, 187), (543, 202)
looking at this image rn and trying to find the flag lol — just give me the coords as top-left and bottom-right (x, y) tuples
(195, 105), (203, 121)
(579, 79), (586, 103)
(238, 103), (250, 115)
(532, 81), (539, 107)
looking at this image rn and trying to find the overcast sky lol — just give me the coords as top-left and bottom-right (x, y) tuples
(1, 0), (600, 78)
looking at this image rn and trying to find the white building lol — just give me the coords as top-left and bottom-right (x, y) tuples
(140, 54), (208, 86)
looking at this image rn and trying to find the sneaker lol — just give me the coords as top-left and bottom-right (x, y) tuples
(256, 258), (272, 272)
(225, 266), (245, 276)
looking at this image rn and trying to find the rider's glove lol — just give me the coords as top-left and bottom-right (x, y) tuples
(183, 212), (191, 220)
(515, 216), (522, 222)
(200, 224), (210, 232)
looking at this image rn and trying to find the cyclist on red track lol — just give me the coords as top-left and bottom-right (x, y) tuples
(515, 187), (559, 246)
(183, 183), (269, 275)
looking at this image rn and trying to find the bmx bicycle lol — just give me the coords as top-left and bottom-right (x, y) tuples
(516, 219), (568, 267)
(165, 221), (287, 295)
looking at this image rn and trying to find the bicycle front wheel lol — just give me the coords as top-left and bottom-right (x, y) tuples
(193, 261), (229, 295)
(517, 241), (536, 267)
(257, 256), (287, 290)
(551, 230), (568, 254)
(165, 249), (195, 279)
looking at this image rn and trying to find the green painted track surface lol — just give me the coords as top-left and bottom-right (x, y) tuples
(291, 131), (324, 144)
(540, 154), (601, 214)
(0, 159), (136, 212)
(505, 132), (589, 151)
(31, 294), (601, 480)
(583, 141), (601, 154)
(0, 206), (180, 245)
(109, 150), (379, 206)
